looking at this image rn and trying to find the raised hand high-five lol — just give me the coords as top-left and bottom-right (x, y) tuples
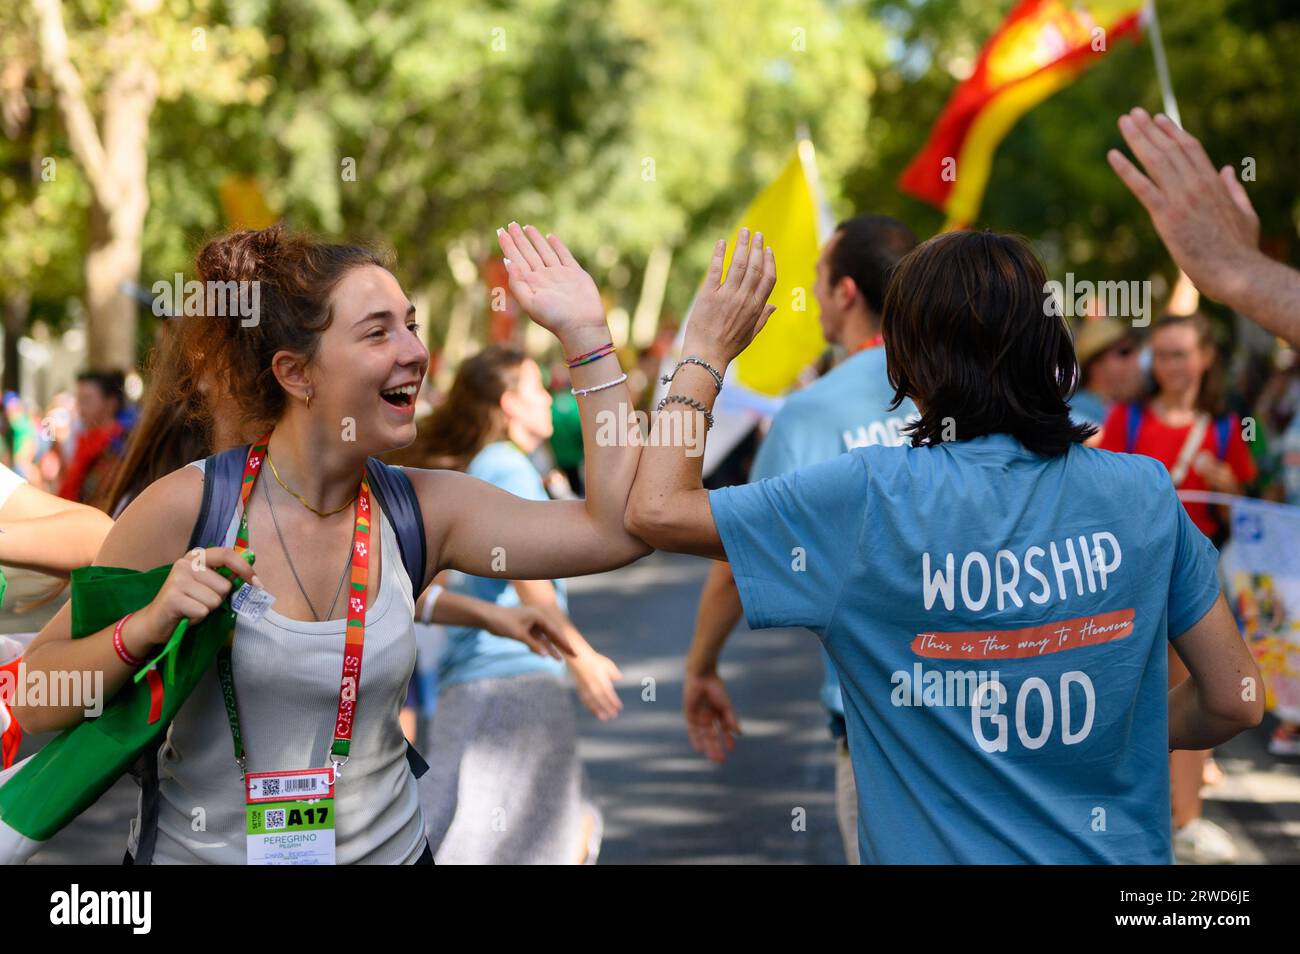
(683, 227), (778, 368)
(623, 230), (779, 560)
(496, 222), (605, 337)
(1108, 107), (1300, 346)
(1107, 108), (1258, 302)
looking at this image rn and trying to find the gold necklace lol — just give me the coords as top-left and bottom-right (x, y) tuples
(266, 451), (357, 517)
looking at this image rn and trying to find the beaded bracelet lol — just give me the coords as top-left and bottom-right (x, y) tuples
(572, 372), (628, 397)
(566, 342), (616, 369)
(656, 393), (715, 430)
(113, 612), (143, 667)
(660, 355), (723, 393)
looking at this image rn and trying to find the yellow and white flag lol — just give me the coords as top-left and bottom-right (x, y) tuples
(660, 140), (830, 475)
(728, 142), (827, 396)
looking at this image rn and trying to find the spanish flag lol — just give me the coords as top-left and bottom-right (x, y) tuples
(899, 0), (1144, 229)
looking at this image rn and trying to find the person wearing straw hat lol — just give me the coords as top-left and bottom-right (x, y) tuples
(1069, 318), (1143, 429)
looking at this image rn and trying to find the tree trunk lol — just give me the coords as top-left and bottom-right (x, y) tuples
(84, 195), (144, 372)
(631, 243), (672, 349)
(32, 0), (155, 373)
(83, 58), (154, 372)
(2, 292), (29, 394)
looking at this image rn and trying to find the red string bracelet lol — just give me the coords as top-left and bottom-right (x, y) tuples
(566, 341), (615, 368)
(113, 612), (143, 667)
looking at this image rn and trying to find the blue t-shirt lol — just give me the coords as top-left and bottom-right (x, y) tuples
(438, 442), (566, 687)
(710, 433), (1221, 864)
(748, 346), (917, 718)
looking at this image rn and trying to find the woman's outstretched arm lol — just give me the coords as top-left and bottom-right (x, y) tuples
(406, 224), (650, 583)
(0, 478), (114, 576)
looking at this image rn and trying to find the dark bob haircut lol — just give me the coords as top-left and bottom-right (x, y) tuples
(881, 230), (1096, 457)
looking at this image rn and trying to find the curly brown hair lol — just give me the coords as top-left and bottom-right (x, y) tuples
(153, 224), (390, 439)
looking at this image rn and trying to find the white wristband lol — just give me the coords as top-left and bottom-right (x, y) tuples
(419, 584), (444, 624)
(571, 372), (628, 397)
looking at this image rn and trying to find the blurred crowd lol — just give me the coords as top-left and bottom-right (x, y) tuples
(3, 308), (1297, 531)
(0, 371), (137, 507)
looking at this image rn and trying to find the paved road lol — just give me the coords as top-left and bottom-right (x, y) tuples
(566, 553), (843, 864)
(13, 551), (1300, 864)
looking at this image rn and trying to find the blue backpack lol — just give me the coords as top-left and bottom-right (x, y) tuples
(130, 445), (430, 864)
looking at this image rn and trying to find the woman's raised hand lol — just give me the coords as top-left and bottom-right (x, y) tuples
(496, 223), (605, 338)
(682, 228), (778, 368)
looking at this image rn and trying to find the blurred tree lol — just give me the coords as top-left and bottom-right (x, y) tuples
(4, 0), (1298, 387)
(0, 5), (86, 392)
(19, 0), (266, 372)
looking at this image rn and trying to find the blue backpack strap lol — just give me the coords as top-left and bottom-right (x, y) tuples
(364, 458), (431, 782)
(1124, 401), (1143, 454)
(1214, 415), (1233, 461)
(365, 458), (428, 598)
(186, 444), (252, 551)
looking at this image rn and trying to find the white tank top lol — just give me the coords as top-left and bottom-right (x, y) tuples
(128, 459), (425, 864)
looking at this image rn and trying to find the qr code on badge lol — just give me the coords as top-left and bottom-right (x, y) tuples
(261, 778), (281, 797)
(264, 809), (287, 830)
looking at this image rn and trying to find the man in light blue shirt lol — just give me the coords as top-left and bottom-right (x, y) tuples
(683, 215), (917, 864)
(710, 435), (1228, 862)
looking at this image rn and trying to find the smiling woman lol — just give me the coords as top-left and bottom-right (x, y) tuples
(12, 222), (651, 866)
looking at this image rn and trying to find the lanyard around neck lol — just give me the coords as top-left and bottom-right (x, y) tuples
(217, 433), (373, 780)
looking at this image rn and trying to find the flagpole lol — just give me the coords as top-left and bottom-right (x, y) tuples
(1144, 0), (1181, 127)
(795, 124), (834, 242)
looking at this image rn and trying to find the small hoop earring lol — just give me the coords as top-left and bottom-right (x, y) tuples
(305, 390), (313, 410)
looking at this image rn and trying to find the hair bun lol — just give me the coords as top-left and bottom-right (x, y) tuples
(195, 224), (286, 285)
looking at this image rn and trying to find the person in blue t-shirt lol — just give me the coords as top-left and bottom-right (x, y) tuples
(409, 345), (622, 864)
(684, 215), (918, 864)
(628, 227), (1263, 864)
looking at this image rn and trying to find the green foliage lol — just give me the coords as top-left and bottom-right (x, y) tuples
(4, 0), (1299, 353)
